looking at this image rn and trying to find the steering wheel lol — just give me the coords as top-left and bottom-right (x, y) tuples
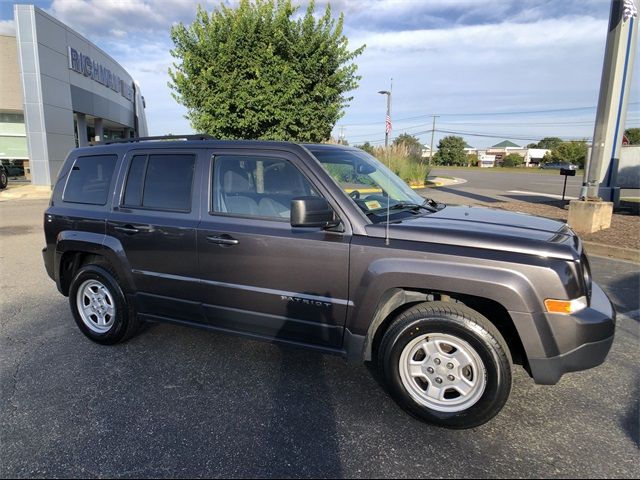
(349, 190), (361, 200)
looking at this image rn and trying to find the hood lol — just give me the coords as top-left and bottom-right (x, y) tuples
(366, 205), (580, 260)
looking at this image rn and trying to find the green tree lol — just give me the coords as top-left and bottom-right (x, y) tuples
(169, 0), (365, 141)
(467, 153), (479, 167)
(502, 152), (524, 167)
(433, 136), (466, 166)
(625, 128), (640, 145)
(531, 137), (563, 150)
(356, 141), (375, 155)
(545, 140), (588, 168)
(393, 133), (423, 161)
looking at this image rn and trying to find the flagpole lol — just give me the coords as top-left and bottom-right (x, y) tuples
(378, 79), (393, 245)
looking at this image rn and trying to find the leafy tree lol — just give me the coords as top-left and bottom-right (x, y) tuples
(393, 133), (423, 161)
(433, 136), (466, 166)
(502, 152), (524, 167)
(467, 153), (479, 167)
(544, 140), (588, 168)
(625, 128), (640, 145)
(530, 137), (563, 150)
(169, 0), (365, 141)
(356, 141), (375, 155)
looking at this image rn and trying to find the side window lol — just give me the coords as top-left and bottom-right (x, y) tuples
(63, 154), (118, 205)
(212, 155), (318, 219)
(122, 153), (195, 212)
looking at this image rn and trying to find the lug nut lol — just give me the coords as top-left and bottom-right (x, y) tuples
(447, 363), (454, 369)
(448, 375), (455, 381)
(434, 358), (441, 365)
(427, 367), (434, 374)
(435, 377), (443, 384)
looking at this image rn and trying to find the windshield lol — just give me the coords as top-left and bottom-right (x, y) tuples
(309, 147), (435, 221)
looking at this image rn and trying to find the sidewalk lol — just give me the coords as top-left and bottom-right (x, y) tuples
(0, 184), (52, 202)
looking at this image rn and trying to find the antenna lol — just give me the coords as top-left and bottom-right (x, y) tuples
(385, 78), (393, 246)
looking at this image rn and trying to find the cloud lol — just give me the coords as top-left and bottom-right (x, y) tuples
(0, 19), (15, 35)
(25, 0), (637, 144)
(47, 0), (218, 38)
(337, 14), (622, 146)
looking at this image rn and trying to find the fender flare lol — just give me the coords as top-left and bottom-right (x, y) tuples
(55, 232), (135, 294)
(351, 258), (546, 362)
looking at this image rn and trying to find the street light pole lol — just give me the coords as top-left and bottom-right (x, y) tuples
(378, 84), (392, 150)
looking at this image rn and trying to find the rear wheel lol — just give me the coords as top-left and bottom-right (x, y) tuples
(378, 301), (512, 429)
(69, 262), (140, 344)
(0, 169), (7, 189)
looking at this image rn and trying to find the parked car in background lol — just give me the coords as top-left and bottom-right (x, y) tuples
(0, 164), (8, 189)
(1, 161), (25, 177)
(540, 162), (578, 170)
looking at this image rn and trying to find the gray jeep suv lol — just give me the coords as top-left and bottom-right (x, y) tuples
(42, 136), (615, 429)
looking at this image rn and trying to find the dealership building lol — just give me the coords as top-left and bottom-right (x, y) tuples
(0, 5), (148, 186)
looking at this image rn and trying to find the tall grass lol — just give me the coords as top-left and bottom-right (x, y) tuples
(370, 144), (431, 186)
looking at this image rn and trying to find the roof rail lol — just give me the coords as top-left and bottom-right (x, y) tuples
(91, 134), (215, 146)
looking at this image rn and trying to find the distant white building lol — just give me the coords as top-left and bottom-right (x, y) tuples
(524, 148), (550, 167)
(421, 145), (436, 158)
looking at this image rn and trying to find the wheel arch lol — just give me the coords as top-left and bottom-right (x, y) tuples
(362, 288), (528, 371)
(55, 232), (134, 296)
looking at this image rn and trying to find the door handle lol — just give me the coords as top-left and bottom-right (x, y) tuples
(206, 234), (239, 246)
(115, 224), (154, 235)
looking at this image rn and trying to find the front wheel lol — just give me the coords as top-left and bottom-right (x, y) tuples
(378, 301), (512, 429)
(0, 170), (7, 189)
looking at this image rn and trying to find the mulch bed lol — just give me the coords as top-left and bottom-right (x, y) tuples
(481, 200), (640, 251)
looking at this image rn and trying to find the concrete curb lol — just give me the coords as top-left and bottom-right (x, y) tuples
(583, 241), (640, 264)
(422, 177), (467, 188)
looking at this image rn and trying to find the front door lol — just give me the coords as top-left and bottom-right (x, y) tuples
(197, 150), (351, 348)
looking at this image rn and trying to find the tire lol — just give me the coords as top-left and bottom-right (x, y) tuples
(68, 262), (140, 345)
(378, 301), (512, 429)
(0, 170), (7, 190)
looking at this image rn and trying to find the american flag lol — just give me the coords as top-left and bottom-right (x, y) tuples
(385, 114), (392, 135)
(624, 0), (637, 21)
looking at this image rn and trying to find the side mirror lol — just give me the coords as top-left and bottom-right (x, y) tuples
(290, 196), (338, 228)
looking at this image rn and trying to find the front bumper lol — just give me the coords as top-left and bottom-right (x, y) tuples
(528, 282), (616, 385)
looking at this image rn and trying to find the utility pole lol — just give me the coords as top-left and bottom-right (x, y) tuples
(428, 115), (439, 165)
(569, 0), (637, 234)
(339, 125), (345, 145)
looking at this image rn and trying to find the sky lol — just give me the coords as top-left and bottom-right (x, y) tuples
(1, 0), (639, 148)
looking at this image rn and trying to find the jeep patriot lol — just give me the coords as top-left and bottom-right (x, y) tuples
(43, 136), (616, 428)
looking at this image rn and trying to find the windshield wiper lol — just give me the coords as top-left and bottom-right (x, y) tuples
(390, 202), (438, 213)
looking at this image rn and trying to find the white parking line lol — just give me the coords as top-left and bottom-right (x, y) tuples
(508, 190), (578, 200)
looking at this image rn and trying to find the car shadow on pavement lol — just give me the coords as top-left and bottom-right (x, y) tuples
(435, 186), (504, 204)
(261, 347), (343, 478)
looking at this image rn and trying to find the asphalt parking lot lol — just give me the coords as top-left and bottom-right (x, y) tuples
(1, 199), (639, 478)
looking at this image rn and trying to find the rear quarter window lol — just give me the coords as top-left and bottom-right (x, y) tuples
(63, 154), (118, 205)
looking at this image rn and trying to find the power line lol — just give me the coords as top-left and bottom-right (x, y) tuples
(341, 101), (640, 127)
(345, 116), (640, 141)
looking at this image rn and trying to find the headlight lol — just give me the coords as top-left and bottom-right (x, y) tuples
(544, 296), (588, 315)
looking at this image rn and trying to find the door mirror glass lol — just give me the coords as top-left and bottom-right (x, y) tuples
(290, 196), (338, 228)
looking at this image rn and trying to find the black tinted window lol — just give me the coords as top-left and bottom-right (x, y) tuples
(142, 154), (195, 211)
(123, 155), (146, 206)
(63, 154), (118, 205)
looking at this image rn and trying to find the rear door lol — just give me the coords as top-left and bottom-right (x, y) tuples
(107, 149), (205, 322)
(197, 148), (352, 348)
